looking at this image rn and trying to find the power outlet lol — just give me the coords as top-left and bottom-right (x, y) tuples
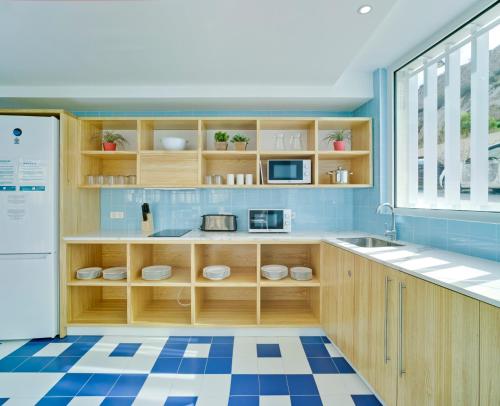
(110, 211), (124, 219)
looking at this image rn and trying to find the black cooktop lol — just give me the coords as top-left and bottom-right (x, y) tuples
(149, 229), (191, 237)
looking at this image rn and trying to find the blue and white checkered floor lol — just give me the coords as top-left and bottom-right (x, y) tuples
(0, 335), (382, 406)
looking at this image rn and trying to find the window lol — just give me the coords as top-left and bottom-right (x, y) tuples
(395, 4), (500, 213)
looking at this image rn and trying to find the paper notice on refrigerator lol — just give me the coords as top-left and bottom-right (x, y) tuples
(5, 194), (26, 222)
(0, 159), (16, 185)
(18, 159), (47, 183)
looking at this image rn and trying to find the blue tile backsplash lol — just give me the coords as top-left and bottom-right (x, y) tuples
(352, 69), (500, 262)
(101, 188), (354, 233)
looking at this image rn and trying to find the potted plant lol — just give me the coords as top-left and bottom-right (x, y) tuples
(214, 131), (230, 151)
(230, 134), (250, 151)
(324, 129), (347, 151)
(99, 131), (128, 151)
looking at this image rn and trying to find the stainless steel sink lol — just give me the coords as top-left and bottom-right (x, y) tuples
(338, 237), (404, 248)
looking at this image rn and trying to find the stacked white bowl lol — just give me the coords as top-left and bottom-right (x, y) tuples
(203, 265), (231, 281)
(142, 265), (172, 281)
(261, 265), (288, 280)
(76, 267), (102, 280)
(102, 266), (127, 280)
(290, 266), (313, 281)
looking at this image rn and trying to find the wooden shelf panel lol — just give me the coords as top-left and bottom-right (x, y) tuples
(260, 275), (320, 287)
(196, 267), (257, 287)
(132, 299), (191, 325)
(260, 151), (315, 158)
(81, 151), (138, 160)
(318, 150), (370, 158)
(67, 278), (127, 287)
(131, 268), (191, 286)
(139, 150), (198, 156)
(195, 299), (257, 326)
(260, 300), (319, 326)
(202, 151), (257, 160)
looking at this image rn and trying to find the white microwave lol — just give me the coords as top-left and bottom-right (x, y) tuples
(267, 159), (311, 184)
(248, 209), (292, 233)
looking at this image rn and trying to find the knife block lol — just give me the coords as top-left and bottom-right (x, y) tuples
(141, 212), (154, 236)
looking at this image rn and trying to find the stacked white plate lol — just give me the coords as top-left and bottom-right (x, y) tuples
(103, 266), (127, 280)
(142, 265), (172, 281)
(290, 266), (313, 281)
(261, 265), (288, 281)
(203, 265), (231, 281)
(76, 267), (102, 280)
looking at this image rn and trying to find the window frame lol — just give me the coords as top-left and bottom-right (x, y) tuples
(388, 0), (500, 223)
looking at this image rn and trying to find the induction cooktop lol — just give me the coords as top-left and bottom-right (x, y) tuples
(149, 229), (191, 237)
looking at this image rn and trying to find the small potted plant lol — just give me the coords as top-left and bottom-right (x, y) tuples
(214, 131), (230, 151)
(324, 129), (347, 151)
(99, 131), (128, 151)
(231, 134), (250, 151)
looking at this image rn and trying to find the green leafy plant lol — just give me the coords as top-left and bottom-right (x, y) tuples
(230, 134), (250, 143)
(214, 131), (230, 142)
(323, 129), (346, 143)
(98, 131), (128, 146)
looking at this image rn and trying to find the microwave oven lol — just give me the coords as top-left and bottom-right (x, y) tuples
(267, 159), (311, 184)
(248, 209), (292, 233)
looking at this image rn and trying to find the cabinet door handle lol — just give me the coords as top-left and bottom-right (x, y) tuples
(398, 282), (406, 376)
(384, 276), (392, 364)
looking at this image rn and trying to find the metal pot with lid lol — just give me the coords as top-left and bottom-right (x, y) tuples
(328, 166), (353, 184)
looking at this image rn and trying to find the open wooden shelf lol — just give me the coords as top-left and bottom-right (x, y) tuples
(131, 286), (191, 325)
(66, 243), (128, 284)
(68, 286), (127, 325)
(260, 275), (320, 287)
(195, 267), (257, 287)
(260, 287), (320, 326)
(75, 117), (372, 189)
(195, 287), (257, 326)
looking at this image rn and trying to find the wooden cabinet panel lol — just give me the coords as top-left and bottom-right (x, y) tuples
(354, 260), (398, 406)
(397, 274), (479, 406)
(480, 302), (500, 406)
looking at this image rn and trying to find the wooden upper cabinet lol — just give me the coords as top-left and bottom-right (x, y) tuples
(480, 302), (500, 406)
(397, 273), (480, 406)
(354, 260), (398, 406)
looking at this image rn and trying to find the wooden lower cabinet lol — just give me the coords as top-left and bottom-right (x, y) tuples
(480, 302), (500, 406)
(322, 243), (482, 406)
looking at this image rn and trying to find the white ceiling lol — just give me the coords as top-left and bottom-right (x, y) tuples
(0, 0), (486, 111)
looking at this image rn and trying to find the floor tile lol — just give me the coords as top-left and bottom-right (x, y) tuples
(68, 396), (105, 405)
(287, 374), (319, 396)
(46, 373), (93, 397)
(77, 373), (120, 396)
(14, 356), (55, 372)
(100, 397), (135, 406)
(107, 374), (147, 397)
(300, 336), (324, 344)
(109, 343), (141, 357)
(160, 343), (187, 358)
(0, 341), (28, 360)
(211, 337), (234, 344)
(321, 394), (356, 406)
(208, 344), (233, 358)
(34, 344), (73, 357)
(168, 374), (204, 397)
(69, 352), (129, 374)
(0, 373), (64, 398)
(230, 374), (259, 396)
(43, 357), (82, 373)
(291, 395), (323, 406)
(302, 344), (330, 358)
(257, 344), (281, 358)
(199, 375), (230, 399)
(178, 358), (207, 374)
(308, 357), (338, 374)
(184, 344), (210, 358)
(321, 337), (332, 344)
(135, 374), (173, 401)
(324, 344), (342, 358)
(332, 357), (355, 374)
(164, 396), (198, 406)
(31, 336), (79, 344)
(205, 358), (232, 374)
(196, 395), (228, 406)
(151, 357), (182, 374)
(228, 396), (259, 406)
(36, 397), (72, 406)
(76, 336), (103, 344)
(232, 356), (258, 374)
(0, 399), (6, 406)
(260, 395), (291, 406)
(8, 343), (48, 357)
(167, 337), (191, 344)
(189, 337), (212, 344)
(314, 375), (372, 397)
(259, 374), (289, 395)
(3, 398), (44, 405)
(258, 358), (284, 374)
(59, 343), (95, 358)
(351, 394), (382, 406)
(0, 357), (29, 372)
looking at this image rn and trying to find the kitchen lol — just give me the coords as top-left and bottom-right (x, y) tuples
(0, 1), (499, 406)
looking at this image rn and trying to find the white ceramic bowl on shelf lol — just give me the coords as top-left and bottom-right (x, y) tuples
(261, 264), (288, 281)
(76, 267), (102, 280)
(161, 137), (187, 151)
(203, 265), (231, 281)
(102, 266), (127, 280)
(290, 266), (313, 281)
(142, 265), (172, 281)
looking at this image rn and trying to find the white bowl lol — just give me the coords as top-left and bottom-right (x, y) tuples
(103, 266), (127, 280)
(142, 265), (172, 280)
(261, 264), (288, 280)
(76, 267), (102, 280)
(203, 265), (231, 281)
(290, 266), (313, 281)
(161, 137), (187, 151)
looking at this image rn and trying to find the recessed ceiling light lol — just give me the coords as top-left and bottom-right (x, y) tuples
(358, 5), (372, 14)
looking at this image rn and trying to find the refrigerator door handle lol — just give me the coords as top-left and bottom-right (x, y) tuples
(0, 253), (51, 260)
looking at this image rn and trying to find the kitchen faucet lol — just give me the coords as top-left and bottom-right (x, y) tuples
(376, 203), (397, 241)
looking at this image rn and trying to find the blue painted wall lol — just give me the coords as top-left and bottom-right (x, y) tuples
(353, 70), (500, 262)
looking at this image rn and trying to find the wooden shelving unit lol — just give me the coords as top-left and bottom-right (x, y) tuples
(63, 241), (323, 328)
(76, 116), (372, 189)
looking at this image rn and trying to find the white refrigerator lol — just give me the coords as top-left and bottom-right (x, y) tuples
(0, 115), (59, 340)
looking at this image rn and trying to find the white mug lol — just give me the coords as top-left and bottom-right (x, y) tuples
(236, 174), (245, 185)
(245, 174), (253, 185)
(227, 174), (235, 185)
